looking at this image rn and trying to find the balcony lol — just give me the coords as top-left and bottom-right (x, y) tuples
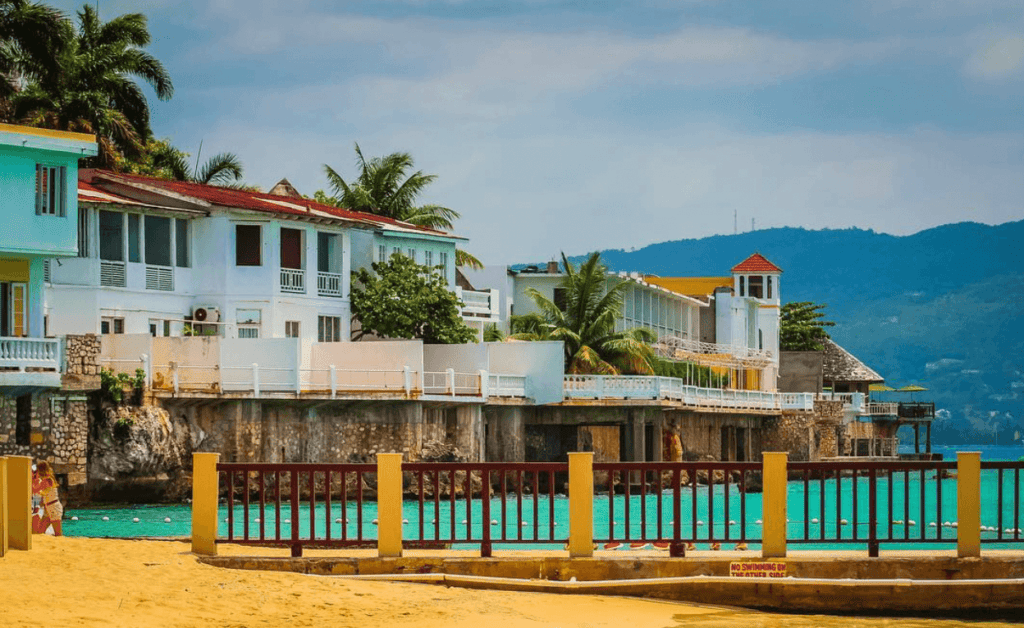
(563, 374), (809, 411)
(280, 268), (305, 294)
(457, 288), (499, 320)
(654, 335), (774, 367)
(897, 402), (936, 421)
(318, 271), (343, 297)
(0, 337), (62, 391)
(863, 402), (899, 418)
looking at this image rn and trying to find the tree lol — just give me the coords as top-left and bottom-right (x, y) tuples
(118, 138), (245, 186)
(10, 4), (173, 167)
(523, 252), (657, 375)
(321, 143), (481, 269)
(0, 0), (66, 103)
(780, 301), (835, 351)
(350, 253), (476, 344)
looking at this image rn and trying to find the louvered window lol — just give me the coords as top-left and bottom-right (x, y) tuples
(35, 164), (66, 216)
(145, 266), (174, 291)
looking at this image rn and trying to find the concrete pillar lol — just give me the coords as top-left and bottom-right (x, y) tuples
(631, 414), (645, 462)
(485, 406), (525, 462)
(377, 453), (404, 557)
(652, 415), (664, 462)
(454, 405), (483, 462)
(191, 453), (221, 555)
(0, 457), (8, 557)
(7, 456), (31, 551)
(761, 452), (788, 558)
(957, 452), (981, 558)
(568, 452), (594, 558)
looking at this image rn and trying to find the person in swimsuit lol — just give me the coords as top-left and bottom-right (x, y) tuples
(31, 461), (63, 536)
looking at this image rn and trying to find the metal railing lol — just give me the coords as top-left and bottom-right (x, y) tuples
(488, 374), (527, 398)
(898, 402), (936, 420)
(280, 268), (305, 294)
(864, 402), (899, 417)
(423, 370), (483, 396)
(317, 271), (343, 297)
(0, 337), (61, 371)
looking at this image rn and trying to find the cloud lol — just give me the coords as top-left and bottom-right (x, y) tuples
(964, 34), (1024, 79)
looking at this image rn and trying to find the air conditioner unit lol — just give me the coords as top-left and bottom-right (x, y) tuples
(192, 306), (220, 323)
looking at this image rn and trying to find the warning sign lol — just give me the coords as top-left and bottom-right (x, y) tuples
(729, 562), (786, 578)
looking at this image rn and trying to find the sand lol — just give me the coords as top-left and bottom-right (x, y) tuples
(1, 537), (1019, 627)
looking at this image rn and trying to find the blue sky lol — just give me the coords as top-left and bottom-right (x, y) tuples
(55, 0), (1024, 262)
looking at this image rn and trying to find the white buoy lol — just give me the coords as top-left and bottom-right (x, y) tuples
(372, 519), (379, 525)
(929, 522), (937, 527)
(729, 520), (737, 525)
(102, 516), (109, 522)
(521, 521), (529, 526)
(71, 516), (79, 521)
(224, 518), (229, 523)
(164, 517), (171, 523)
(335, 518), (343, 524)
(133, 518), (140, 523)
(491, 519), (498, 525)
(942, 521), (951, 527)
(697, 520), (704, 526)
(908, 520), (916, 526)
(461, 519), (468, 525)
(1005, 528), (1014, 534)
(402, 519), (409, 524)
(254, 518), (260, 523)
(284, 519), (291, 524)
(812, 518), (820, 524)
(840, 519), (849, 526)
(755, 519), (763, 525)
(951, 522), (958, 528)
(431, 519), (437, 524)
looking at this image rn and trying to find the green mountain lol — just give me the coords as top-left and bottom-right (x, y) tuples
(565, 221), (1024, 446)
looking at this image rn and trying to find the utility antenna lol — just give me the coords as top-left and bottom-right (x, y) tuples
(734, 209), (737, 235)
(193, 139), (203, 179)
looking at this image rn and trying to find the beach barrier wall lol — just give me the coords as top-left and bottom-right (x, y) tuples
(193, 452), (1021, 559)
(6, 455), (31, 551)
(0, 457), (7, 557)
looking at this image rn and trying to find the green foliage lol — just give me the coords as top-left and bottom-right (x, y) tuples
(780, 301), (835, 351)
(483, 324), (504, 342)
(100, 367), (143, 405)
(522, 252), (657, 375)
(651, 358), (728, 388)
(351, 253), (476, 344)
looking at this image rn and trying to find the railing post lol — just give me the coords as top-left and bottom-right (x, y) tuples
(140, 353), (151, 390)
(568, 451), (594, 558)
(403, 366), (412, 395)
(6, 456), (31, 551)
(295, 364), (302, 396)
(171, 361), (179, 395)
(0, 457), (8, 557)
(447, 368), (455, 397)
(252, 362), (260, 397)
(957, 451), (981, 558)
(329, 364), (337, 399)
(596, 375), (605, 399)
(761, 452), (788, 558)
(191, 453), (221, 555)
(377, 453), (404, 558)
(479, 369), (489, 399)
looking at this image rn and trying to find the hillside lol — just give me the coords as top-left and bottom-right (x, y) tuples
(562, 221), (1024, 446)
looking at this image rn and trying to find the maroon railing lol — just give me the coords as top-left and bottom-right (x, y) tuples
(593, 461), (762, 556)
(403, 462), (568, 556)
(983, 461), (1024, 544)
(218, 462), (377, 556)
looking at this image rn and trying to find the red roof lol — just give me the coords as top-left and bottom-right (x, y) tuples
(79, 170), (449, 236)
(731, 253), (782, 273)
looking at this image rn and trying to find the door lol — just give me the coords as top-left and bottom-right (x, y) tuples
(0, 282), (27, 337)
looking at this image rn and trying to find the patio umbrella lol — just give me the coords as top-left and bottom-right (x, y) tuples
(869, 384), (895, 391)
(898, 384), (928, 401)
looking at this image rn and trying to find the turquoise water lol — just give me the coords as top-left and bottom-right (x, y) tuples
(64, 446), (1024, 551)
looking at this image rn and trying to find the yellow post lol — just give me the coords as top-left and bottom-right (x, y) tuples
(191, 453), (221, 555)
(0, 457), (8, 558)
(7, 456), (31, 551)
(761, 452), (788, 558)
(957, 451), (981, 558)
(377, 453), (404, 558)
(568, 452), (594, 558)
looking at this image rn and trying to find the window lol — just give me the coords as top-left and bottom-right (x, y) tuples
(439, 251), (449, 276)
(424, 250), (433, 268)
(739, 276), (745, 297)
(35, 164), (66, 216)
(392, 246), (401, 258)
(16, 395), (31, 446)
(553, 287), (568, 312)
(377, 244), (387, 263)
(149, 319), (172, 337)
(99, 211), (124, 261)
(318, 315), (342, 342)
(236, 225), (262, 266)
(78, 207), (90, 257)
(128, 214), (141, 262)
(285, 321), (300, 338)
(767, 276), (773, 299)
(236, 309), (261, 338)
(408, 248), (416, 262)
(280, 227), (303, 269)
(318, 232), (339, 273)
(101, 317), (124, 334)
(175, 218), (189, 267)
(144, 216), (172, 266)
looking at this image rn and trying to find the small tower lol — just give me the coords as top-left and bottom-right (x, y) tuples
(731, 253), (782, 305)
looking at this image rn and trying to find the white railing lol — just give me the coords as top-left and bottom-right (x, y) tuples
(456, 287), (499, 319)
(653, 336), (774, 363)
(100, 260), (126, 287)
(423, 370), (483, 396)
(0, 337), (61, 371)
(488, 373), (527, 398)
(816, 391), (866, 413)
(280, 268), (305, 294)
(564, 374), (806, 411)
(864, 402), (899, 417)
(318, 271), (343, 297)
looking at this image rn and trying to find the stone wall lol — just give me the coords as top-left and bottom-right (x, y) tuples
(761, 400), (844, 462)
(62, 333), (101, 391)
(0, 392), (91, 488)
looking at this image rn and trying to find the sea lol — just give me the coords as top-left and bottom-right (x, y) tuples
(63, 443), (1024, 550)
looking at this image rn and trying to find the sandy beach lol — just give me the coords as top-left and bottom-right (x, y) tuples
(0, 536), (1019, 628)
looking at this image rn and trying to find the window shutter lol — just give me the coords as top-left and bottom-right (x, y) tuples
(35, 164), (42, 215)
(59, 166), (67, 216)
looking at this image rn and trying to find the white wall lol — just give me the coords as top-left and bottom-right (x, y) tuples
(424, 343), (489, 374)
(486, 340), (565, 405)
(221, 337), (299, 391)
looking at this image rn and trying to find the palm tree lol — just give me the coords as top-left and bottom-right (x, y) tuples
(0, 0), (66, 104)
(120, 138), (244, 186)
(523, 252), (657, 375)
(323, 144), (482, 268)
(11, 5), (172, 167)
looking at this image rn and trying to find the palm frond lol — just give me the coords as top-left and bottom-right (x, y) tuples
(196, 152), (243, 185)
(455, 249), (482, 270)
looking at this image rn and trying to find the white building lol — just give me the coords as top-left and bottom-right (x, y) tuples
(45, 170), (473, 342)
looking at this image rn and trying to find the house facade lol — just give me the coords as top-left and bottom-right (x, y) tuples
(46, 170), (467, 343)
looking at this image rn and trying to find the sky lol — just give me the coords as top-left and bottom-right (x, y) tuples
(52, 0), (1024, 263)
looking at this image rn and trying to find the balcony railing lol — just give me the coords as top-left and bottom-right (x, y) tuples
(864, 402), (899, 417)
(898, 402), (936, 420)
(456, 287), (499, 320)
(816, 392), (866, 414)
(0, 337), (61, 371)
(317, 271), (343, 297)
(488, 373), (527, 397)
(653, 335), (774, 365)
(563, 375), (811, 411)
(280, 268), (305, 294)
(423, 370), (483, 396)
